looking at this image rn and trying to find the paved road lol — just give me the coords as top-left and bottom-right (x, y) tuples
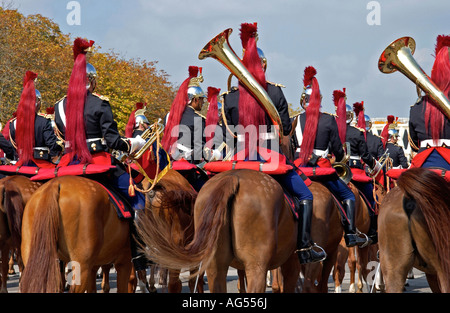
(4, 263), (431, 293)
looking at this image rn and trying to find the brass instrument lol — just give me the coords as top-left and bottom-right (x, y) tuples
(378, 36), (450, 119)
(332, 162), (353, 185)
(198, 28), (283, 140)
(131, 119), (165, 160)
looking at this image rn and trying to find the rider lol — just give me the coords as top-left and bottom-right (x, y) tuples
(350, 100), (382, 245)
(162, 66), (208, 191)
(222, 23), (325, 264)
(53, 37), (147, 271)
(125, 103), (150, 138)
(382, 117), (409, 169)
(296, 79), (366, 248)
(409, 34), (450, 170)
(364, 115), (385, 161)
(9, 71), (62, 167)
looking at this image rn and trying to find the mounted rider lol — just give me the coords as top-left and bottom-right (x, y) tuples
(53, 37), (148, 272)
(221, 23), (325, 264)
(409, 35), (450, 170)
(125, 103), (150, 138)
(382, 116), (409, 169)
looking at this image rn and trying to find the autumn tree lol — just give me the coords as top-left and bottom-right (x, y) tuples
(0, 7), (176, 134)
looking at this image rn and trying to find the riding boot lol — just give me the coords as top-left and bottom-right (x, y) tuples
(367, 214), (378, 245)
(129, 219), (148, 271)
(342, 199), (368, 248)
(295, 199), (327, 264)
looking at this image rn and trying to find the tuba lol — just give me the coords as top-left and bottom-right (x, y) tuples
(332, 162), (353, 185)
(378, 36), (450, 119)
(198, 28), (283, 140)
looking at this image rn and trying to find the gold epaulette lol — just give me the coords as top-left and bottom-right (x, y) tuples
(322, 111), (337, 117)
(267, 81), (285, 88)
(354, 126), (365, 132)
(54, 95), (66, 105)
(93, 93), (110, 102)
(195, 111), (206, 119)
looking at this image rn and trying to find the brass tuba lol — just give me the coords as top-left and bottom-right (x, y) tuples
(198, 28), (283, 140)
(332, 162), (353, 185)
(378, 36), (450, 119)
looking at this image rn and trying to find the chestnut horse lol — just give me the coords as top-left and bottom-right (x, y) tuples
(378, 168), (450, 293)
(0, 175), (41, 293)
(138, 169), (301, 293)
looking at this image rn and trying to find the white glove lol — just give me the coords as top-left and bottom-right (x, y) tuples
(204, 147), (222, 162)
(128, 135), (146, 154)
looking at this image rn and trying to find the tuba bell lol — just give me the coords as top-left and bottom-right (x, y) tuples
(332, 162), (353, 185)
(198, 28), (283, 140)
(378, 36), (450, 119)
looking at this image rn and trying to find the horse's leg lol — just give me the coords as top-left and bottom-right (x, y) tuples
(348, 246), (357, 293)
(115, 259), (133, 293)
(136, 269), (150, 293)
(356, 246), (371, 293)
(8, 253), (15, 275)
(333, 239), (348, 293)
(188, 267), (204, 293)
(280, 254), (301, 293)
(168, 269), (182, 293)
(69, 263), (91, 293)
(270, 269), (280, 293)
(425, 273), (441, 293)
(237, 269), (247, 293)
(86, 266), (99, 293)
(101, 264), (112, 293)
(0, 246), (9, 293)
(148, 264), (157, 292)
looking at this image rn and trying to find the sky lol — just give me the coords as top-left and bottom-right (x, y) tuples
(6, 0), (450, 119)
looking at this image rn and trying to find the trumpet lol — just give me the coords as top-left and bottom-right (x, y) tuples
(378, 36), (450, 119)
(198, 28), (283, 140)
(131, 119), (165, 160)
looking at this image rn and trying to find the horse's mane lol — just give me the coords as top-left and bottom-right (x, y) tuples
(397, 168), (450, 291)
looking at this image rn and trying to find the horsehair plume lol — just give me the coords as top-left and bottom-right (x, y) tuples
(66, 37), (95, 164)
(46, 107), (55, 115)
(353, 101), (366, 130)
(381, 114), (395, 148)
(205, 86), (221, 145)
(125, 102), (145, 137)
(239, 22), (258, 50)
(333, 89), (347, 144)
(397, 168), (450, 292)
(303, 66), (317, 87)
(161, 66), (198, 152)
(72, 37), (94, 60)
(16, 70), (38, 165)
(387, 115), (395, 124)
(435, 35), (450, 57)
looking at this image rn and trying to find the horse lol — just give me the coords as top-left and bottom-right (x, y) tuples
(137, 168), (302, 293)
(0, 175), (42, 293)
(378, 167), (450, 293)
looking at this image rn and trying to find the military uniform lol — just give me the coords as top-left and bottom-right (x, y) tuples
(385, 142), (409, 168)
(346, 125), (376, 169)
(9, 115), (62, 162)
(55, 92), (130, 154)
(296, 112), (344, 163)
(0, 133), (15, 161)
(366, 132), (384, 160)
(409, 97), (450, 169)
(222, 82), (292, 154)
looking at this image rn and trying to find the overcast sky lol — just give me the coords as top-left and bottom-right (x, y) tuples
(8, 0), (450, 119)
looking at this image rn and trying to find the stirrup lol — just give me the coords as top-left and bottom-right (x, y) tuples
(356, 230), (370, 248)
(296, 243), (327, 264)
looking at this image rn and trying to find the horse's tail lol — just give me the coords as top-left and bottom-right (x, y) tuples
(20, 181), (62, 293)
(397, 167), (450, 291)
(138, 173), (239, 273)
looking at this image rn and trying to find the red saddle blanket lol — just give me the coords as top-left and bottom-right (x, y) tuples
(296, 167), (336, 177)
(350, 168), (373, 183)
(387, 168), (450, 182)
(204, 160), (293, 175)
(30, 164), (115, 181)
(172, 159), (198, 171)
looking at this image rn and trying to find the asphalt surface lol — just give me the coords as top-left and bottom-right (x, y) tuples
(3, 262), (432, 294)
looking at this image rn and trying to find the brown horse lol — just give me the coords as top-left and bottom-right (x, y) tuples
(0, 175), (41, 293)
(20, 175), (134, 293)
(378, 167), (450, 293)
(138, 169), (301, 293)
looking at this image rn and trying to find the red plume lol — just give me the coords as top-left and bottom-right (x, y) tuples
(238, 22), (266, 159)
(303, 66), (317, 88)
(46, 107), (55, 115)
(16, 71), (38, 165)
(162, 66), (199, 152)
(353, 101), (366, 139)
(65, 38), (95, 163)
(333, 89), (347, 144)
(381, 115), (395, 148)
(125, 102), (145, 137)
(205, 87), (221, 147)
(425, 35), (450, 143)
(298, 66), (321, 165)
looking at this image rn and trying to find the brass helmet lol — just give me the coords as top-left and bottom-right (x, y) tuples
(134, 108), (150, 127)
(364, 114), (372, 131)
(257, 47), (267, 71)
(86, 63), (97, 89)
(187, 67), (206, 103)
(346, 104), (354, 124)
